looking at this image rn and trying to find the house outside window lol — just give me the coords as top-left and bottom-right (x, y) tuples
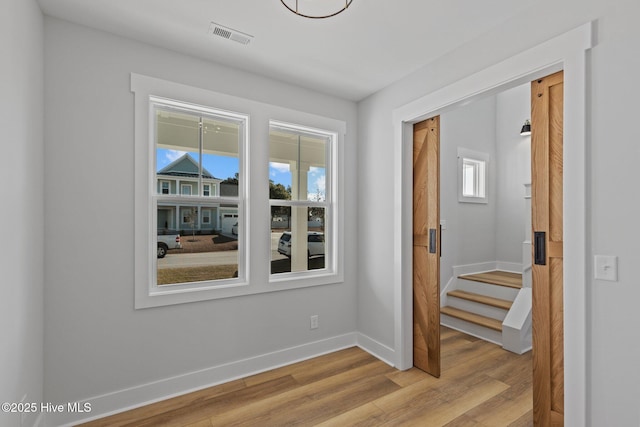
(133, 74), (343, 308)
(151, 98), (244, 290)
(269, 121), (334, 278)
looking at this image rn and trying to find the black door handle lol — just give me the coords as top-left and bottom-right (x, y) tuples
(534, 231), (546, 265)
(429, 228), (437, 254)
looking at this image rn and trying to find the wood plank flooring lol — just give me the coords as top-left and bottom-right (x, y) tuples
(79, 327), (532, 427)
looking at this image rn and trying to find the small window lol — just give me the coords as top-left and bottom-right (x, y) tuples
(458, 148), (489, 204)
(203, 184), (211, 197)
(181, 184), (192, 195)
(161, 181), (170, 194)
(202, 209), (211, 224)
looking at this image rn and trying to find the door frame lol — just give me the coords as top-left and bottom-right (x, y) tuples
(392, 23), (592, 425)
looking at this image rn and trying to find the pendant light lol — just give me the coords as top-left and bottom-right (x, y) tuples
(281, 0), (353, 19)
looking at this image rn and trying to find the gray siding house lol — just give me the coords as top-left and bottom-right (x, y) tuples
(156, 153), (238, 234)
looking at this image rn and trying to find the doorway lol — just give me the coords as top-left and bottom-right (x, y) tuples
(412, 71), (564, 425)
(395, 23), (591, 424)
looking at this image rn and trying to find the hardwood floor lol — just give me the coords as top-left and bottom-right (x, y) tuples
(79, 327), (532, 427)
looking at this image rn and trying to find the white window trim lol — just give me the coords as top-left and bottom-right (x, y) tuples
(269, 120), (337, 281)
(203, 184), (211, 197)
(181, 184), (192, 196)
(132, 73), (345, 309)
(457, 147), (489, 204)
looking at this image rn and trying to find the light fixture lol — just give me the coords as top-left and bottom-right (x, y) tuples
(520, 119), (531, 136)
(280, 0), (353, 19)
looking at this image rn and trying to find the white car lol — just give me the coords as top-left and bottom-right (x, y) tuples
(157, 234), (182, 258)
(278, 232), (324, 258)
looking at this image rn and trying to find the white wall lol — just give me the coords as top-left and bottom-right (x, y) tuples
(43, 17), (358, 424)
(357, 0), (640, 424)
(495, 84), (531, 264)
(440, 96), (497, 285)
(0, 1), (44, 427)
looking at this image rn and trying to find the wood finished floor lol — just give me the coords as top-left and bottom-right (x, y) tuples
(80, 327), (532, 427)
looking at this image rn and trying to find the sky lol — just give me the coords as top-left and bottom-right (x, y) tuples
(158, 149), (326, 200)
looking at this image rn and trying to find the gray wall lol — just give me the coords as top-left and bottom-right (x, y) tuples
(0, 1), (44, 427)
(43, 16), (358, 413)
(495, 84), (531, 264)
(440, 96), (498, 285)
(357, 0), (640, 424)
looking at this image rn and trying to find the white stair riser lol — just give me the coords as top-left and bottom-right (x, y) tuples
(447, 297), (509, 321)
(457, 279), (520, 300)
(440, 314), (503, 346)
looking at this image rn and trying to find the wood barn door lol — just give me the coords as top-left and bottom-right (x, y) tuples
(412, 116), (441, 377)
(531, 70), (565, 426)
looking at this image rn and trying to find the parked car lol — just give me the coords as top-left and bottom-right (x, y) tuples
(278, 232), (324, 258)
(157, 234), (182, 258)
(232, 222), (238, 235)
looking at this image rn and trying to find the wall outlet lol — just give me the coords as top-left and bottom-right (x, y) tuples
(310, 315), (319, 329)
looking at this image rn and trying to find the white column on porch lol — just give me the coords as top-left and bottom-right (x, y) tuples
(290, 160), (309, 272)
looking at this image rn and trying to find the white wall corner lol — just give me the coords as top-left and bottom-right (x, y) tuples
(357, 332), (396, 368)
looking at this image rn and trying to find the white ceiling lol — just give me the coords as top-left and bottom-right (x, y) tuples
(36, 0), (532, 101)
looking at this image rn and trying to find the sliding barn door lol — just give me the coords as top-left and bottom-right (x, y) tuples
(531, 70), (564, 426)
(412, 116), (441, 377)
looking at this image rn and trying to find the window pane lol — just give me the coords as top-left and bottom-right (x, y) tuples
(156, 109), (200, 194)
(202, 116), (240, 197)
(269, 126), (327, 201)
(157, 203), (239, 286)
(271, 206), (326, 274)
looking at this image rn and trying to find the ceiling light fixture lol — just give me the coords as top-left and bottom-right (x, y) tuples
(520, 119), (531, 136)
(280, 0), (353, 19)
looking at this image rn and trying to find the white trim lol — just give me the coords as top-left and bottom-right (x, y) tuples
(45, 333), (358, 427)
(392, 23), (592, 426)
(457, 147), (489, 204)
(132, 73), (346, 309)
(356, 333), (396, 367)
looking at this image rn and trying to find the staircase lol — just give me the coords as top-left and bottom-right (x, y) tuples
(441, 270), (532, 354)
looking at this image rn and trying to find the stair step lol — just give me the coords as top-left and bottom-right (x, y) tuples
(447, 290), (512, 310)
(458, 270), (522, 289)
(441, 306), (503, 331)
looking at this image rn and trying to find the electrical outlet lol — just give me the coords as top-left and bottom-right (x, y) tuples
(310, 315), (319, 329)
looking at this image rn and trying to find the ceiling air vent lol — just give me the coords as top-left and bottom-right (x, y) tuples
(208, 22), (253, 45)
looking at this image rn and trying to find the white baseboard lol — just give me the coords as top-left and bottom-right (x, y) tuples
(452, 261), (497, 277)
(46, 333), (358, 427)
(496, 261), (523, 273)
(440, 276), (456, 307)
(356, 332), (395, 367)
(452, 261), (523, 277)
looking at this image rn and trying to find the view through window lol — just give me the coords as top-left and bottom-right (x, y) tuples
(154, 101), (244, 286)
(269, 122), (332, 275)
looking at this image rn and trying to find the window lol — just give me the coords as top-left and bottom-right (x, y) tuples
(202, 209), (211, 224)
(458, 148), (489, 204)
(160, 181), (170, 194)
(269, 122), (334, 277)
(133, 73), (344, 308)
(152, 98), (245, 291)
